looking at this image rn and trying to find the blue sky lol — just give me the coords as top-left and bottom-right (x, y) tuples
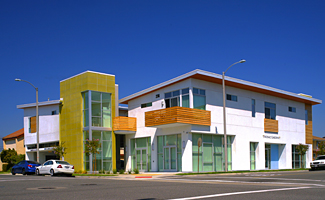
(0, 0), (324, 139)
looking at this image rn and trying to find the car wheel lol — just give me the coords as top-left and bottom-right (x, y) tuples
(11, 169), (16, 175)
(36, 169), (40, 176)
(50, 169), (55, 176)
(22, 168), (26, 175)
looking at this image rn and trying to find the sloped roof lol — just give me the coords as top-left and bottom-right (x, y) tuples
(3, 128), (24, 141)
(313, 136), (325, 141)
(119, 69), (322, 105)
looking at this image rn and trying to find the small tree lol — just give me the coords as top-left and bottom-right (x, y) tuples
(317, 141), (325, 155)
(84, 139), (101, 172)
(296, 143), (309, 168)
(53, 142), (67, 160)
(0, 148), (25, 169)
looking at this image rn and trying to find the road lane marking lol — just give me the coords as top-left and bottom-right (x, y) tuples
(168, 186), (311, 200)
(157, 178), (325, 187)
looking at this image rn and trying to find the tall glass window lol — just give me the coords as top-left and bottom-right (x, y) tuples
(157, 134), (182, 172)
(192, 133), (232, 172)
(252, 99), (256, 117)
(265, 102), (276, 120)
(292, 145), (306, 168)
(83, 91), (112, 128)
(83, 130), (112, 171)
(182, 88), (190, 108)
(193, 88), (206, 110)
(305, 110), (308, 125)
(250, 142), (257, 170)
(131, 137), (151, 172)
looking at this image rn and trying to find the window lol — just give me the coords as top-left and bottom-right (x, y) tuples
(193, 88), (206, 110)
(164, 88), (189, 108)
(265, 102), (276, 120)
(182, 88), (189, 108)
(83, 130), (112, 171)
(292, 145), (306, 168)
(226, 94), (237, 102)
(52, 110), (57, 115)
(165, 90), (180, 108)
(305, 110), (308, 125)
(141, 102), (152, 108)
(288, 107), (296, 113)
(250, 142), (257, 170)
(82, 91), (112, 128)
(252, 99), (256, 117)
(192, 133), (232, 172)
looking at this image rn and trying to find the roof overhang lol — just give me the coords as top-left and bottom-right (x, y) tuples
(119, 69), (322, 105)
(17, 100), (61, 109)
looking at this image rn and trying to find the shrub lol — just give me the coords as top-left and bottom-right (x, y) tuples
(133, 168), (139, 174)
(119, 169), (125, 174)
(99, 169), (105, 174)
(128, 170), (131, 174)
(113, 169), (117, 174)
(106, 171), (110, 174)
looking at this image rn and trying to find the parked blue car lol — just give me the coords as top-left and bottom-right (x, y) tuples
(11, 160), (41, 175)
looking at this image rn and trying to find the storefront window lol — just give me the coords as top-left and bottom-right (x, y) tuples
(250, 142), (257, 170)
(193, 133), (232, 172)
(130, 137), (151, 172)
(157, 134), (182, 172)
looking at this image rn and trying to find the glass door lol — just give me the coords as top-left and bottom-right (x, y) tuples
(136, 148), (147, 171)
(265, 144), (271, 169)
(164, 146), (177, 171)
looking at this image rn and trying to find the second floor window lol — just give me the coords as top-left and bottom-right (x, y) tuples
(252, 99), (256, 117)
(82, 91), (112, 128)
(265, 102), (276, 120)
(165, 90), (180, 108)
(193, 88), (206, 110)
(165, 88), (190, 108)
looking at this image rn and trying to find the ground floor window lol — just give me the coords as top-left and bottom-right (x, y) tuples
(250, 142), (258, 170)
(292, 145), (306, 168)
(157, 134), (182, 172)
(131, 137), (151, 172)
(83, 130), (112, 172)
(192, 133), (232, 172)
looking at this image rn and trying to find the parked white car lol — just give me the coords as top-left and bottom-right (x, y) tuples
(310, 155), (325, 170)
(36, 160), (74, 176)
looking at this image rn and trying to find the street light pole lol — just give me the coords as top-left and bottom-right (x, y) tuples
(15, 79), (39, 163)
(222, 59), (246, 172)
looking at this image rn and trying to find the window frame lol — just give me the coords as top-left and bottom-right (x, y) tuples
(265, 102), (276, 120)
(288, 106), (296, 113)
(226, 94), (237, 102)
(193, 88), (206, 110)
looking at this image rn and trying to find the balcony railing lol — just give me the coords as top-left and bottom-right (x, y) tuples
(145, 106), (211, 127)
(113, 116), (136, 132)
(264, 118), (278, 133)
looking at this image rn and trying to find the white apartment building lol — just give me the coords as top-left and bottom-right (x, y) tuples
(120, 69), (322, 172)
(17, 100), (61, 163)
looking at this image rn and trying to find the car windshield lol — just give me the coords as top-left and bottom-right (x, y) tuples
(56, 161), (70, 165)
(315, 156), (325, 160)
(27, 161), (40, 164)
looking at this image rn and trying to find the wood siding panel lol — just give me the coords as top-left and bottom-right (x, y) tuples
(113, 116), (136, 131)
(305, 104), (313, 144)
(145, 106), (211, 127)
(30, 116), (36, 133)
(264, 118), (278, 133)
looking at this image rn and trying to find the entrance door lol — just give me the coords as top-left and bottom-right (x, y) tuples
(136, 148), (147, 171)
(163, 146), (177, 171)
(265, 144), (271, 169)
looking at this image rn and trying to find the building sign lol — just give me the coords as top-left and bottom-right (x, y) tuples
(263, 135), (280, 139)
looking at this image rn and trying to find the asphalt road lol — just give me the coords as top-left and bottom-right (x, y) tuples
(0, 170), (324, 200)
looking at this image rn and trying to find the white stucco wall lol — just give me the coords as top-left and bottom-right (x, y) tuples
(125, 78), (311, 172)
(23, 104), (60, 146)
